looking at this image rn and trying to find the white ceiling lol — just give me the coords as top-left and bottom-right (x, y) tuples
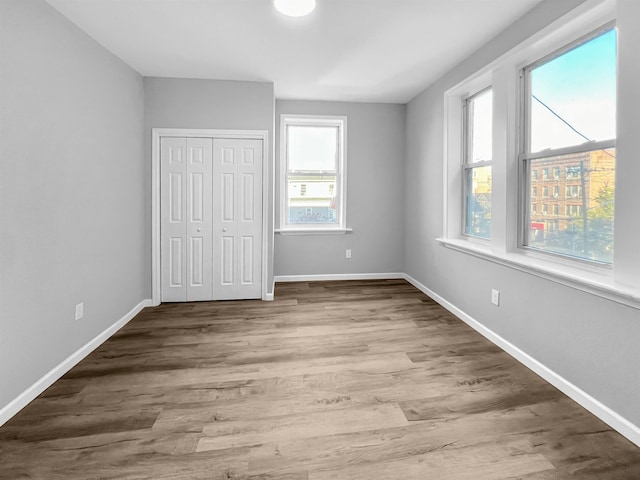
(45, 0), (543, 103)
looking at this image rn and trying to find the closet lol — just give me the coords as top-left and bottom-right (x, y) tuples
(159, 136), (263, 301)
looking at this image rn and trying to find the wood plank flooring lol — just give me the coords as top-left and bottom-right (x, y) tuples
(1, 279), (640, 479)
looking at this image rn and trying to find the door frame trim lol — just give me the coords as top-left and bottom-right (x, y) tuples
(151, 128), (270, 305)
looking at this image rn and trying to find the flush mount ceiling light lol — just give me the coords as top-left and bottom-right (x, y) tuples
(274, 0), (316, 17)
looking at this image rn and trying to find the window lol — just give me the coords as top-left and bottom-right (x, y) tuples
(566, 185), (582, 198)
(463, 88), (493, 239)
(279, 115), (347, 231)
(522, 26), (616, 264)
(441, 3), (635, 306)
(567, 166), (581, 178)
(565, 205), (583, 217)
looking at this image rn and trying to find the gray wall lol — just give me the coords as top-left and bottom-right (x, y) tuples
(143, 78), (275, 294)
(274, 100), (405, 277)
(0, 0), (145, 408)
(405, 0), (640, 426)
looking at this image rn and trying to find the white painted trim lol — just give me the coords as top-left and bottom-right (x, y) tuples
(435, 237), (640, 310)
(151, 128), (271, 305)
(0, 299), (151, 427)
(261, 132), (271, 302)
(402, 273), (640, 449)
(440, 1), (626, 297)
(275, 227), (353, 235)
(278, 114), (348, 231)
(274, 272), (405, 283)
(151, 130), (162, 306)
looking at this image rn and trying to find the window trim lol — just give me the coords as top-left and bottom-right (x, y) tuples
(278, 114), (348, 233)
(436, 236), (640, 311)
(462, 87), (493, 240)
(438, 0), (640, 308)
(518, 23), (617, 264)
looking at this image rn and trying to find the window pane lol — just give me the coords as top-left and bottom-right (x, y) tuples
(526, 149), (615, 263)
(287, 175), (338, 224)
(465, 166), (492, 239)
(287, 125), (338, 172)
(530, 29), (616, 153)
(467, 89), (493, 163)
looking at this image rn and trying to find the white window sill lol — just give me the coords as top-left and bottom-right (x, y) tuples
(276, 227), (353, 236)
(435, 237), (640, 310)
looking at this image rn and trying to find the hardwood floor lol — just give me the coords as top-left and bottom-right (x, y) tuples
(1, 279), (639, 479)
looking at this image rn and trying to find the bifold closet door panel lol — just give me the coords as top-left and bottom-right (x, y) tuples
(160, 137), (214, 302)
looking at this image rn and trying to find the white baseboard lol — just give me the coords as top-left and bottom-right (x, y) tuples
(274, 272), (406, 283)
(402, 273), (640, 448)
(0, 298), (152, 427)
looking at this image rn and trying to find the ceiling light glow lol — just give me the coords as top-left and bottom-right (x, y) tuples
(274, 0), (316, 17)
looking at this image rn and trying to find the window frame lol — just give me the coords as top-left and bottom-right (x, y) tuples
(462, 87), (493, 240)
(438, 0), (640, 310)
(278, 114), (348, 234)
(518, 22), (617, 265)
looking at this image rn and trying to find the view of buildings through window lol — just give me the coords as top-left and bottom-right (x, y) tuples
(287, 175), (336, 224)
(524, 27), (616, 263)
(466, 165), (492, 238)
(529, 148), (615, 262)
(283, 119), (345, 226)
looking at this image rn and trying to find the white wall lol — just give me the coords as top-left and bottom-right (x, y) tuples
(405, 0), (640, 429)
(143, 77), (275, 294)
(0, 0), (146, 411)
(274, 100), (405, 278)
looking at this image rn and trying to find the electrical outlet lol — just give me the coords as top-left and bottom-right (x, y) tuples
(345, 249), (352, 259)
(75, 302), (84, 321)
(491, 289), (500, 306)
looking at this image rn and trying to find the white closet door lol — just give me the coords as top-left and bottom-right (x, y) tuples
(213, 138), (263, 300)
(161, 137), (213, 302)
